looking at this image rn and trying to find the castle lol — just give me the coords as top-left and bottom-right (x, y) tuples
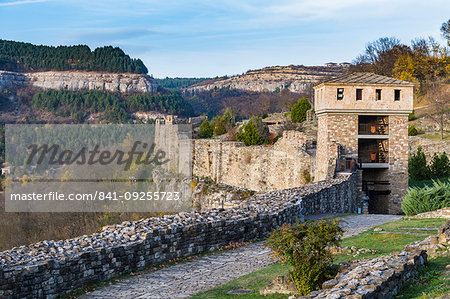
(155, 72), (414, 214)
(314, 72), (414, 214)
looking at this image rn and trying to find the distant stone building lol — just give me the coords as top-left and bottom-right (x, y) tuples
(313, 73), (414, 214)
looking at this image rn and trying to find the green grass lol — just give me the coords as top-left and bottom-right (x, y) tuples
(191, 264), (290, 299)
(416, 132), (450, 141)
(397, 256), (450, 298)
(194, 218), (447, 298)
(409, 176), (450, 188)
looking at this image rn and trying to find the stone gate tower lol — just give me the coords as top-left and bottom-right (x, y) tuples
(313, 73), (414, 214)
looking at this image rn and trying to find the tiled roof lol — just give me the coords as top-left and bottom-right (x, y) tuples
(323, 72), (414, 85)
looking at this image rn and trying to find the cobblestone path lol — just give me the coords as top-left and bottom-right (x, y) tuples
(82, 214), (402, 298)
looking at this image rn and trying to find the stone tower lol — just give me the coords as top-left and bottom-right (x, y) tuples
(313, 73), (414, 214)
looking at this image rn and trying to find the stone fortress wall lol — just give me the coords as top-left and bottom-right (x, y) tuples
(0, 70), (157, 94)
(0, 173), (359, 298)
(193, 130), (315, 191)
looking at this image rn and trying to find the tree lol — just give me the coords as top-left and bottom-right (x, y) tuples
(212, 115), (227, 135)
(441, 19), (450, 46)
(351, 37), (403, 75)
(409, 147), (430, 181)
(249, 116), (269, 139)
(426, 81), (450, 140)
(235, 121), (264, 146)
(291, 97), (311, 123)
(198, 119), (214, 138)
(429, 152), (449, 179)
(221, 107), (236, 131)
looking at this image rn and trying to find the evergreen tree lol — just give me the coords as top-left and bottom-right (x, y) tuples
(291, 97), (311, 123)
(198, 120), (214, 138)
(408, 147), (430, 180)
(235, 121), (264, 146)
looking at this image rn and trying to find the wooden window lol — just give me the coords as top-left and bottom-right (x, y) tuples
(337, 88), (344, 100)
(356, 89), (362, 101)
(394, 89), (401, 101)
(375, 89), (382, 101)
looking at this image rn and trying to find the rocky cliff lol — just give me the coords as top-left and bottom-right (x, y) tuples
(184, 65), (348, 94)
(0, 71), (157, 93)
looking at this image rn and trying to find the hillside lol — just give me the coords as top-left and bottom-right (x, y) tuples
(0, 40), (147, 74)
(0, 71), (157, 94)
(184, 65), (348, 94)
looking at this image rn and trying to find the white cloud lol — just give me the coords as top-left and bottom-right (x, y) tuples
(0, 0), (48, 6)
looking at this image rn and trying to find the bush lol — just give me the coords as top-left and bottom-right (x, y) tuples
(198, 119), (214, 138)
(408, 110), (415, 121)
(303, 169), (311, 183)
(429, 152), (450, 178)
(409, 147), (430, 180)
(408, 126), (418, 136)
(266, 220), (343, 295)
(401, 180), (450, 216)
(291, 97), (311, 123)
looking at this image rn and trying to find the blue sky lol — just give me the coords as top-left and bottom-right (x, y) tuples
(0, 0), (448, 77)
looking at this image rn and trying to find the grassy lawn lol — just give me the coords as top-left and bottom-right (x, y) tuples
(416, 132), (450, 141)
(397, 256), (450, 299)
(193, 218), (447, 299)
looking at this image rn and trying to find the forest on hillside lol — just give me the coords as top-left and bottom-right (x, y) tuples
(188, 86), (314, 119)
(0, 40), (148, 74)
(31, 89), (194, 123)
(155, 77), (212, 90)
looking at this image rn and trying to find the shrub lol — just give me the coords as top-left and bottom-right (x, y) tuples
(409, 147), (430, 180)
(262, 113), (269, 119)
(408, 126), (418, 136)
(266, 220), (343, 295)
(198, 119), (214, 138)
(429, 152), (449, 178)
(291, 97), (311, 123)
(303, 169), (311, 183)
(408, 110), (415, 121)
(401, 180), (450, 216)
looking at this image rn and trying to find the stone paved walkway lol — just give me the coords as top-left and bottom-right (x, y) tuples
(81, 214), (401, 299)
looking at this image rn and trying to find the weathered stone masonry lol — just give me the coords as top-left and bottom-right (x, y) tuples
(0, 173), (358, 298)
(193, 130), (315, 191)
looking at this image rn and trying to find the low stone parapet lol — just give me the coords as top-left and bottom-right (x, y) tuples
(301, 249), (427, 298)
(0, 173), (358, 298)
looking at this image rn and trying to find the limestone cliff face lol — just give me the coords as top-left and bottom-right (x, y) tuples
(0, 71), (157, 93)
(184, 65), (348, 94)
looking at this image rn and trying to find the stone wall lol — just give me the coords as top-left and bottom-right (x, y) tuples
(0, 71), (157, 93)
(315, 113), (358, 182)
(409, 136), (450, 159)
(0, 173), (359, 298)
(303, 249), (427, 298)
(193, 131), (315, 191)
(387, 115), (409, 214)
